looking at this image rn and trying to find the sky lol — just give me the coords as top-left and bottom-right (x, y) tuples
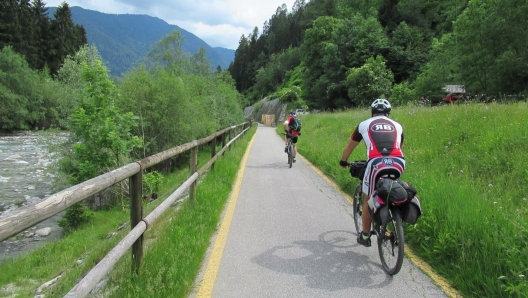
(44, 0), (294, 50)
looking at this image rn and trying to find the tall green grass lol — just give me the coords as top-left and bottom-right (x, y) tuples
(294, 103), (528, 297)
(0, 127), (256, 297)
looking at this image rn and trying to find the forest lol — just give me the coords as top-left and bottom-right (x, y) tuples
(228, 0), (528, 110)
(0, 1), (86, 130)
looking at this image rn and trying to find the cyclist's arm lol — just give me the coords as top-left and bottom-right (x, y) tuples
(283, 119), (290, 132)
(341, 138), (360, 162)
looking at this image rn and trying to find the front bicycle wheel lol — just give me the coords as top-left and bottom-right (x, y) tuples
(352, 184), (363, 235)
(377, 207), (405, 275)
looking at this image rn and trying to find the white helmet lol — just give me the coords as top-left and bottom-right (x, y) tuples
(371, 98), (391, 114)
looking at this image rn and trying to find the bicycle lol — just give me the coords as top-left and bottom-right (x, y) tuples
(347, 160), (405, 275)
(283, 132), (294, 168)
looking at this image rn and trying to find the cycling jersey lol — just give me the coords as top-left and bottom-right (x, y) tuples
(284, 116), (300, 137)
(351, 116), (404, 160)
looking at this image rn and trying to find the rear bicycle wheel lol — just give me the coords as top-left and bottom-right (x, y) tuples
(377, 208), (405, 275)
(288, 143), (293, 168)
(352, 184), (363, 235)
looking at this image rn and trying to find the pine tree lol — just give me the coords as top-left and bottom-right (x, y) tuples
(0, 0), (20, 49)
(48, 2), (86, 75)
(31, 0), (51, 70)
(16, 0), (38, 68)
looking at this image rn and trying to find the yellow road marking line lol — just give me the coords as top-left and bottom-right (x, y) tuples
(300, 154), (462, 298)
(195, 132), (256, 298)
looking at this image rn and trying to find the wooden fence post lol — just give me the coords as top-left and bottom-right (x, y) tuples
(190, 146), (197, 202)
(229, 129), (233, 151)
(222, 132), (226, 155)
(210, 136), (216, 171)
(130, 170), (143, 273)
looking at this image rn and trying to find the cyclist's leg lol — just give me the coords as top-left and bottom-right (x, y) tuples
(292, 137), (298, 158)
(361, 158), (383, 235)
(361, 193), (371, 234)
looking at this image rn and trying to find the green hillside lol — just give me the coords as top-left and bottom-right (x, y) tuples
(47, 6), (235, 76)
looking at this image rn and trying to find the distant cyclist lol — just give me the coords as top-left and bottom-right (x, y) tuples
(339, 99), (405, 247)
(284, 110), (301, 163)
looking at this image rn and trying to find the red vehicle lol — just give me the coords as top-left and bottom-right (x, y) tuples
(442, 85), (466, 104)
(443, 92), (465, 103)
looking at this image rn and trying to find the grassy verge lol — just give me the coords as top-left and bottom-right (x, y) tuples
(286, 102), (528, 297)
(0, 126), (256, 297)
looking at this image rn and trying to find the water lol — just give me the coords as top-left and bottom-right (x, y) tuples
(0, 132), (58, 216)
(0, 132), (66, 262)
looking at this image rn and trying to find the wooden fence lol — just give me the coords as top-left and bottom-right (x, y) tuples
(0, 121), (252, 298)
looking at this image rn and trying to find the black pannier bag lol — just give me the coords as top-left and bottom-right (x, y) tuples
(349, 161), (367, 179)
(376, 178), (408, 205)
(396, 178), (417, 200)
(400, 196), (422, 224)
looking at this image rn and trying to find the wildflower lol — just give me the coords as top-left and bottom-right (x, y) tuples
(494, 202), (498, 204)
(498, 276), (507, 280)
(460, 170), (464, 173)
(488, 184), (493, 187)
(520, 275), (526, 279)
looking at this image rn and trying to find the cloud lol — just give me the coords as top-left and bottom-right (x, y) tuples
(44, 0), (291, 49)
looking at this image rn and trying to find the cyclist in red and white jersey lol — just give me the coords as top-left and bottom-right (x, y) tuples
(339, 98), (406, 247)
(284, 110), (301, 163)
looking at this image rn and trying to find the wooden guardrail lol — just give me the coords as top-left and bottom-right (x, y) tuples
(0, 121), (252, 298)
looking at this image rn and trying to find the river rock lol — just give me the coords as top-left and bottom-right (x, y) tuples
(35, 227), (52, 237)
(3, 154), (21, 160)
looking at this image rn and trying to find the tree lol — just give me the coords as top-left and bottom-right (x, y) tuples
(55, 45), (102, 124)
(147, 30), (189, 74)
(301, 16), (344, 109)
(345, 55), (394, 107)
(386, 22), (430, 83)
(301, 13), (390, 109)
(0, 0), (19, 50)
(452, 0), (528, 94)
(61, 58), (141, 184)
(191, 47), (211, 76)
(413, 36), (459, 100)
(48, 2), (87, 75)
(0, 47), (30, 130)
(31, 0), (52, 70)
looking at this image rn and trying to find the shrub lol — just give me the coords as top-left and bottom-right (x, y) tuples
(58, 203), (94, 234)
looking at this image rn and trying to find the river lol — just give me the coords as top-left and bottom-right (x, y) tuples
(0, 131), (67, 262)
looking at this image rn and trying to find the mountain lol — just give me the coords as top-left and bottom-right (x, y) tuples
(47, 6), (235, 76)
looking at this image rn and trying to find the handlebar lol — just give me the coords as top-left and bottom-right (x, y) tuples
(345, 160), (367, 168)
(345, 160), (367, 179)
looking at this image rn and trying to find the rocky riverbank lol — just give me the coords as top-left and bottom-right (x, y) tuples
(0, 132), (66, 263)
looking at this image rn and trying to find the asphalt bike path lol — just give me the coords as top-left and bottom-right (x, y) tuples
(192, 125), (450, 298)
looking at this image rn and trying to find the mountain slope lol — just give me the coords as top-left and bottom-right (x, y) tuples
(48, 6), (235, 76)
